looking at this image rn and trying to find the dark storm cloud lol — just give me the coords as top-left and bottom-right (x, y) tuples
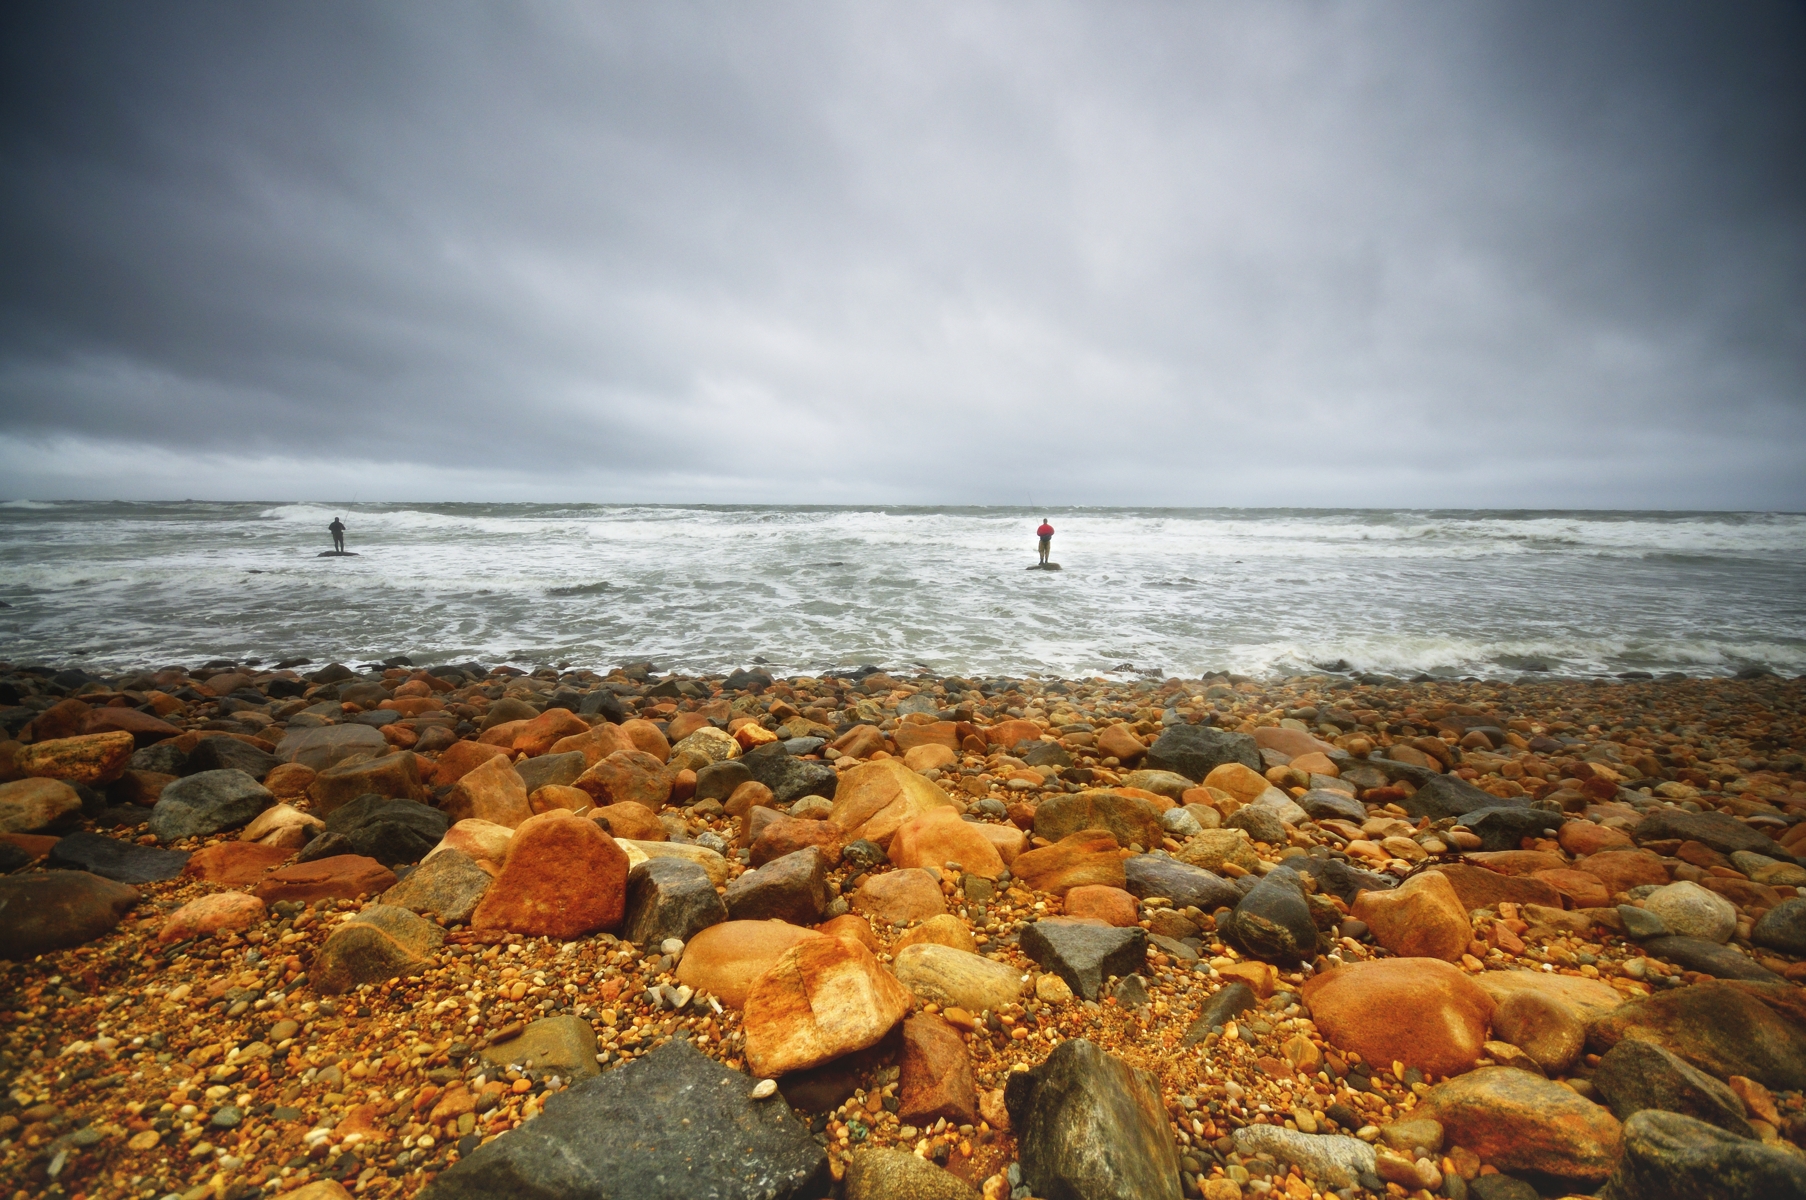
(1, 1), (1802, 506)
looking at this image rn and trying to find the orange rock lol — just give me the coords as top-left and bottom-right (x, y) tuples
(1463, 850), (1567, 876)
(432, 739), (512, 785)
(734, 722), (779, 750)
(253, 855), (397, 904)
(548, 723), (628, 768)
(590, 801), (666, 841)
(574, 749), (674, 811)
(749, 813), (843, 866)
(1203, 763), (1271, 806)
(819, 912), (879, 952)
(1011, 829), (1126, 896)
(510, 709), (591, 757)
(1531, 868), (1610, 909)
(899, 1015), (977, 1125)
(852, 868), (947, 925)
(1253, 727), (1338, 758)
(888, 809), (1006, 879)
(383, 696), (442, 717)
(1063, 885), (1139, 927)
(1352, 870), (1471, 962)
(183, 842), (293, 886)
(894, 722), (962, 753)
(1096, 725), (1146, 763)
(616, 718), (670, 763)
(831, 725), (889, 759)
(1289, 752), (1338, 777)
(1576, 849), (1670, 896)
(1415, 1067), (1622, 1183)
(308, 750), (427, 812)
(902, 744), (959, 773)
(666, 712), (713, 743)
(893, 913), (978, 953)
(28, 698), (91, 742)
(470, 810), (629, 939)
(444, 754), (533, 828)
(828, 759), (958, 848)
(1303, 958), (1496, 1078)
(725, 780), (777, 817)
(431, 819), (513, 872)
(478, 719), (529, 747)
(160, 892), (266, 942)
(264, 762), (316, 800)
(1425, 864), (1563, 911)
(1219, 961), (1278, 998)
(18, 731), (136, 785)
(675, 919), (825, 1007)
(742, 935), (911, 1076)
(972, 821), (1027, 865)
(986, 719), (1045, 751)
(80, 707), (181, 745)
(1558, 822), (1633, 856)
(528, 784), (592, 815)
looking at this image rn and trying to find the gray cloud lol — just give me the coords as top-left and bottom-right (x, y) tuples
(2, 1), (1802, 506)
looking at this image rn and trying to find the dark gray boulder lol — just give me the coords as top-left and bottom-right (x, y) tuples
(1143, 726), (1260, 783)
(421, 1038), (828, 1200)
(149, 769), (274, 841)
(0, 871), (139, 959)
(1594, 1039), (1755, 1138)
(1019, 919), (1146, 1001)
(129, 742), (189, 776)
(1121, 855), (1240, 912)
(1223, 869), (1317, 964)
(1639, 936), (1783, 984)
(624, 858), (727, 947)
(322, 794), (450, 866)
(694, 760), (754, 803)
(1004, 1038), (1180, 1200)
(1296, 788), (1366, 823)
(1456, 806), (1566, 852)
(743, 748), (838, 805)
(723, 847), (831, 925)
(516, 751), (588, 796)
(1600, 1109), (1806, 1200)
(48, 832), (190, 883)
(186, 737), (279, 781)
(1273, 856), (1395, 904)
(1398, 773), (1516, 820)
(1753, 898), (1806, 956)
(1633, 809), (1798, 863)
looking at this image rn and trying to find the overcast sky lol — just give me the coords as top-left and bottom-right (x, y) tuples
(2, 2), (1802, 508)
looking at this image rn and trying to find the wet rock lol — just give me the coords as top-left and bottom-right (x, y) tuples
(1182, 981), (1257, 1045)
(379, 847), (492, 923)
(1641, 881), (1737, 943)
(314, 903), (443, 994)
(472, 810), (630, 938)
(1034, 790), (1165, 849)
(1489, 989), (1586, 1074)
(1593, 1038), (1755, 1137)
(828, 758), (953, 847)
(748, 812), (844, 867)
(252, 854), (398, 904)
(321, 793), (450, 866)
(1122, 854), (1239, 912)
(1640, 935), (1783, 982)
(422, 1038), (826, 1200)
(849, 866), (944, 925)
(1281, 855), (1397, 904)
(17, 731), (136, 785)
(1399, 773), (1516, 820)
(186, 737), (279, 780)
(1587, 980), (1806, 1091)
(445, 754), (534, 827)
(1424, 863), (1562, 911)
(888, 808), (1005, 878)
(899, 1015), (977, 1125)
(574, 749), (674, 812)
(743, 748), (838, 806)
(1599, 1109), (1806, 1200)
(1144, 725), (1261, 783)
(1633, 809), (1794, 861)
(182, 840), (293, 885)
(1752, 897), (1806, 956)
(1297, 788), (1366, 823)
(159, 891), (266, 943)
(240, 801), (323, 849)
(515, 750), (588, 796)
(1580, 848), (1672, 896)
(726, 847), (832, 925)
(274, 724), (389, 771)
(0, 777), (82, 833)
(1304, 958), (1495, 1077)
(1011, 828), (1126, 895)
(150, 768), (274, 841)
(1456, 806), (1565, 852)
(743, 935), (910, 1076)
(47, 831), (190, 883)
(1223, 869), (1318, 964)
(478, 1014), (599, 1079)
(1004, 1038), (1180, 1200)
(1231, 1125), (1376, 1189)
(843, 1149), (978, 1200)
(891, 943), (1022, 1012)
(1064, 884), (1139, 926)
(0, 870), (138, 958)
(622, 857), (726, 946)
(675, 920), (823, 1008)
(1019, 918), (1146, 1001)
(1351, 869), (1469, 962)
(1416, 1066), (1622, 1184)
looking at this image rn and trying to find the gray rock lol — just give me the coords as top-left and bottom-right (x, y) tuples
(1232, 1124), (1377, 1189)
(0, 870), (139, 959)
(422, 1038), (827, 1200)
(1297, 788), (1366, 823)
(322, 794), (449, 866)
(1600, 1109), (1806, 1200)
(149, 769), (274, 841)
(516, 751), (588, 796)
(129, 742), (189, 775)
(1019, 919), (1147, 1001)
(1469, 1177), (1539, 1200)
(1143, 725), (1261, 783)
(1023, 742), (1072, 770)
(1160, 806), (1204, 838)
(313, 904), (443, 994)
(1225, 804), (1287, 845)
(273, 723), (389, 771)
(782, 737), (825, 757)
(1456, 806), (1565, 852)
(1112, 974), (1150, 1007)
(1399, 773), (1516, 821)
(694, 760), (753, 803)
(1753, 897), (1806, 956)
(1224, 869), (1318, 964)
(723, 847), (831, 925)
(623, 858), (727, 947)
(1642, 882), (1737, 943)
(844, 1148), (978, 1200)
(1274, 856), (1395, 904)
(47, 832), (190, 883)
(743, 749), (839, 805)
(1122, 854), (1240, 912)
(1182, 981), (1257, 1045)
(479, 1014), (600, 1080)
(1640, 936), (1783, 983)
(185, 737), (279, 781)
(1004, 1038), (1180, 1200)
(1593, 1039), (1755, 1138)
(1619, 904), (1670, 939)
(380, 848), (492, 923)
(1633, 809), (1799, 863)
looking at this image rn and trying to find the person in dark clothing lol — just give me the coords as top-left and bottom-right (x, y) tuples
(328, 517), (346, 553)
(1036, 517), (1054, 565)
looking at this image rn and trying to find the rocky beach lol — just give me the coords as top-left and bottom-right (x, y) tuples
(2, 656), (1805, 1200)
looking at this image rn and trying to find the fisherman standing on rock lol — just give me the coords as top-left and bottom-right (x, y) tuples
(328, 516), (346, 553)
(1036, 517), (1054, 566)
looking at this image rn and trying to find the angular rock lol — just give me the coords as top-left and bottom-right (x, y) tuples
(183, 841), (293, 885)
(1144, 726), (1261, 783)
(47, 831), (190, 883)
(472, 810), (630, 938)
(1122, 854), (1240, 912)
(675, 920), (824, 1008)
(827, 759), (953, 847)
(81, 706), (181, 746)
(574, 749), (674, 811)
(322, 793), (450, 866)
(0, 777), (82, 834)
(1004, 1038), (1179, 1200)
(1174, 828), (1260, 875)
(589, 802), (666, 840)
(1399, 773), (1518, 820)
(1580, 849), (1672, 896)
(744, 751), (839, 806)
(843, 1150), (978, 1200)
(314, 903), (443, 994)
(1011, 828), (1126, 896)
(1304, 958), (1495, 1077)
(899, 1015), (977, 1125)
(622, 857), (726, 947)
(380, 848), (492, 923)
(17, 731), (136, 785)
(0, 871), (138, 958)
(431, 738), (513, 785)
(1019, 918), (1147, 1001)
(186, 737), (279, 781)
(726, 847), (833, 926)
(1224, 869), (1317, 964)
(309, 749), (429, 812)
(421, 1038), (826, 1200)
(479, 1014), (599, 1079)
(252, 854), (398, 904)
(891, 943), (1022, 1012)
(1415, 1066), (1622, 1184)
(1033, 790), (1164, 850)
(150, 769), (274, 841)
(1231, 1125), (1376, 1189)
(274, 724), (389, 771)
(1588, 980), (1806, 1091)
(444, 754), (533, 828)
(1181, 981), (1257, 1045)
(511, 709), (592, 757)
(1599, 1109), (1806, 1200)
(888, 809), (1005, 879)
(515, 750), (588, 796)
(1225, 803), (1287, 845)
(1351, 869), (1470, 962)
(1593, 1038), (1755, 1137)
(743, 935), (911, 1077)
(693, 760), (753, 803)
(749, 812), (844, 867)
(431, 819), (514, 872)
(849, 866), (944, 925)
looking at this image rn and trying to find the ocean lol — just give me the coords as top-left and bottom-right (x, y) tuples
(1, 502), (1802, 682)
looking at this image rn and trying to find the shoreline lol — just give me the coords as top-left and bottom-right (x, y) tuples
(1, 657), (1803, 1199)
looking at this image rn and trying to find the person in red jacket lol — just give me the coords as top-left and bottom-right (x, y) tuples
(1036, 517), (1054, 565)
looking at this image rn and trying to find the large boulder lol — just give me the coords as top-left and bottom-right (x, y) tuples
(0, 778), (82, 834)
(742, 935), (911, 1077)
(46, 832), (190, 883)
(725, 847), (832, 926)
(1399, 773), (1517, 820)
(471, 811), (630, 939)
(1351, 869), (1471, 962)
(1121, 854), (1240, 912)
(743, 750), (839, 806)
(186, 737), (280, 781)
(150, 769), (274, 841)
(1004, 1038), (1180, 1200)
(1011, 829), (1126, 896)
(253, 855), (397, 904)
(675, 920), (823, 1008)
(1586, 981), (1806, 1092)
(0, 871), (139, 959)
(1033, 790), (1164, 850)
(1304, 958), (1495, 1077)
(274, 724), (389, 771)
(444, 754), (533, 827)
(314, 904), (444, 994)
(828, 759), (956, 848)
(1143, 726), (1260, 783)
(899, 1015), (977, 1126)
(421, 1038), (827, 1200)
(1414, 1067), (1622, 1184)
(1222, 869), (1317, 964)
(888, 809), (1005, 879)
(574, 749), (675, 811)
(1593, 1038), (1755, 1138)
(1599, 1109), (1806, 1200)
(1633, 809), (1793, 861)
(321, 794), (450, 866)
(17, 731), (136, 785)
(622, 858), (726, 947)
